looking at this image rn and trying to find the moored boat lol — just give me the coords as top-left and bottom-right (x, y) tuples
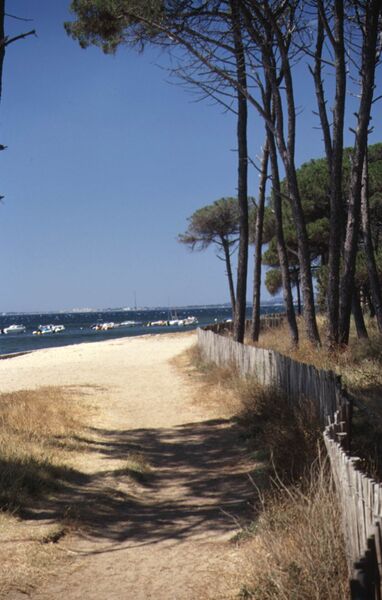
(91, 322), (115, 331)
(147, 320), (169, 327)
(33, 324), (65, 335)
(184, 316), (198, 325)
(3, 324), (26, 334)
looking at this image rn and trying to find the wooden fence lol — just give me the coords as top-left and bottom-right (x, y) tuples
(198, 326), (348, 435)
(198, 324), (382, 599)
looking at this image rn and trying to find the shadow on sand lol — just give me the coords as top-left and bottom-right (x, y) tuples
(20, 418), (258, 552)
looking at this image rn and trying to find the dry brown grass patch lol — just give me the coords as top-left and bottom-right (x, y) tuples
(0, 386), (87, 597)
(237, 384), (322, 483)
(184, 343), (322, 481)
(250, 316), (382, 394)
(177, 344), (244, 417)
(0, 386), (85, 510)
(237, 462), (348, 599)
(0, 511), (72, 599)
(184, 339), (348, 597)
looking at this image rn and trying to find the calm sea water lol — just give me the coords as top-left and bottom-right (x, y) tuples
(0, 305), (283, 356)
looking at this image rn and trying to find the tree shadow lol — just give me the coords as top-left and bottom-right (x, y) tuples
(17, 418), (259, 552)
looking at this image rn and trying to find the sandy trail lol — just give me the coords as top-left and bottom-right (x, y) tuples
(1, 332), (254, 599)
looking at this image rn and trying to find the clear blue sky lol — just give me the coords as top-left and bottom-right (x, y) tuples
(1, 1), (381, 312)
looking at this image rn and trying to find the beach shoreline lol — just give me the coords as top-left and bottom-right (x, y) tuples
(0, 330), (197, 395)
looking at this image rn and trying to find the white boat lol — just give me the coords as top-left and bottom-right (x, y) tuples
(33, 324), (65, 335)
(168, 318), (184, 326)
(169, 316), (198, 326)
(91, 322), (115, 331)
(147, 320), (169, 327)
(3, 324), (26, 334)
(120, 320), (141, 327)
(184, 316), (198, 325)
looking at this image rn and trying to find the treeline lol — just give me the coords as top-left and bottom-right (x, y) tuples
(65, 1), (382, 348)
(178, 144), (382, 340)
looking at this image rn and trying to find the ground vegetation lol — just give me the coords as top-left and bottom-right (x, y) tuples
(188, 342), (349, 598)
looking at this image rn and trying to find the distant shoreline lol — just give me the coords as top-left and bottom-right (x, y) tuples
(0, 301), (285, 316)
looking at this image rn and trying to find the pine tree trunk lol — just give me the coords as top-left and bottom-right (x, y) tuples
(352, 289), (368, 340)
(251, 142), (269, 341)
(360, 151), (382, 332)
(283, 166), (320, 344)
(295, 268), (302, 316)
(222, 238), (236, 315)
(231, 0), (248, 344)
(315, 0), (346, 347)
(339, 0), (381, 345)
(261, 18), (320, 345)
(267, 127), (298, 346)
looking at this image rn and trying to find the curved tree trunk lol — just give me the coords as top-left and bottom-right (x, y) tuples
(251, 141), (269, 341)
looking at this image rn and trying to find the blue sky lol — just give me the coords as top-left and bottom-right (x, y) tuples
(1, 1), (381, 312)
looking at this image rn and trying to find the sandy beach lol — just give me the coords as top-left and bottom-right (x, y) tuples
(1, 331), (254, 600)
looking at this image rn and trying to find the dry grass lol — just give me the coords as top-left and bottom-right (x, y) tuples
(250, 316), (382, 478)
(0, 386), (87, 598)
(0, 511), (71, 599)
(0, 386), (85, 510)
(186, 343), (349, 598)
(250, 315), (382, 396)
(119, 452), (153, 484)
(237, 384), (322, 483)
(237, 462), (349, 599)
(179, 344), (245, 418)
(186, 344), (322, 481)
(249, 316), (343, 372)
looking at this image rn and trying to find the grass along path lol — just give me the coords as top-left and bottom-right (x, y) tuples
(1, 332), (255, 599)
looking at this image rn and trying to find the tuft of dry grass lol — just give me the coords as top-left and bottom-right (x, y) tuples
(0, 386), (85, 510)
(116, 452), (153, 484)
(237, 461), (349, 599)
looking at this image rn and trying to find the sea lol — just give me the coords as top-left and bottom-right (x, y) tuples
(0, 304), (284, 356)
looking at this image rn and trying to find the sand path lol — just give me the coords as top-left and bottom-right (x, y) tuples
(1, 332), (254, 599)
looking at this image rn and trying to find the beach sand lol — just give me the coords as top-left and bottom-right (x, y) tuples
(2, 331), (254, 600)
